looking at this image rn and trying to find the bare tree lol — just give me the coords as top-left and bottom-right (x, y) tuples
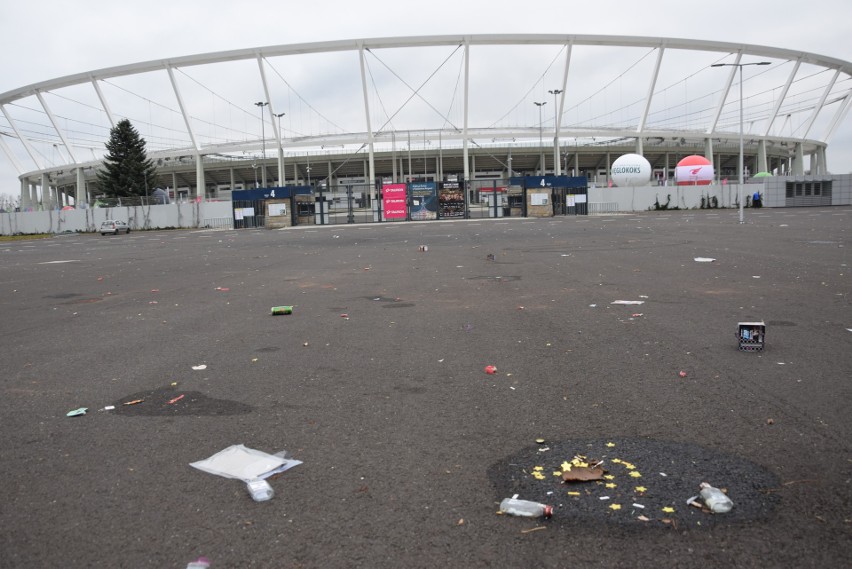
(0, 193), (20, 212)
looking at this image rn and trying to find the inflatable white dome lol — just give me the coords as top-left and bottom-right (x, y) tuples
(611, 154), (652, 187)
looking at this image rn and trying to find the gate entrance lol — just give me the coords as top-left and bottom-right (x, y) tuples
(510, 175), (589, 217)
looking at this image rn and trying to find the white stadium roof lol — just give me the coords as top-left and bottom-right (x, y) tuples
(1, 34), (850, 196)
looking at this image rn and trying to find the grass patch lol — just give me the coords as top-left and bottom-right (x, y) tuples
(0, 234), (53, 242)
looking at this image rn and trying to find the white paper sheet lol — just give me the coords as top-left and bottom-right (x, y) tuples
(190, 444), (300, 482)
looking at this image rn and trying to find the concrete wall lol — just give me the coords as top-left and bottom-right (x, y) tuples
(588, 174), (852, 212)
(588, 183), (750, 212)
(761, 174), (852, 207)
(0, 201), (234, 235)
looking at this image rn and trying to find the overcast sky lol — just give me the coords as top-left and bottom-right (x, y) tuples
(1, 0), (851, 197)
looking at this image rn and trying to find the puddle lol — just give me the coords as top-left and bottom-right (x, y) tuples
(112, 386), (254, 417)
(487, 437), (778, 529)
(45, 293), (82, 299)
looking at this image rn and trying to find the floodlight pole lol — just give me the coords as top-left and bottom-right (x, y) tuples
(275, 112), (286, 185)
(711, 62), (771, 223)
(548, 89), (563, 176)
(534, 101), (547, 175)
(254, 101), (268, 187)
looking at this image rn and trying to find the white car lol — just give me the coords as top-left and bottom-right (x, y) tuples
(100, 220), (130, 235)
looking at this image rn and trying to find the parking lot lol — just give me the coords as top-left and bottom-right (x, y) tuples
(1, 207), (850, 568)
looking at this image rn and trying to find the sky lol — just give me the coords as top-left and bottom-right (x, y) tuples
(1, 0), (852, 198)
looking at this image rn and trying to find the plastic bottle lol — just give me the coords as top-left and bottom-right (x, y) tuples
(499, 497), (553, 518)
(699, 482), (734, 513)
(246, 478), (274, 502)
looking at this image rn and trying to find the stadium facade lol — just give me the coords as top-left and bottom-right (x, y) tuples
(1, 34), (851, 212)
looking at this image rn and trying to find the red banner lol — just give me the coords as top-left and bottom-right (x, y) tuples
(382, 183), (407, 220)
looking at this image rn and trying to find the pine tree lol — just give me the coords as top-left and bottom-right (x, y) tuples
(95, 119), (158, 198)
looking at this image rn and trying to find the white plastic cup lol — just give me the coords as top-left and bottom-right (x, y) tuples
(246, 478), (274, 502)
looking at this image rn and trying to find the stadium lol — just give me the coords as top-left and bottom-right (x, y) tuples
(1, 34), (851, 231)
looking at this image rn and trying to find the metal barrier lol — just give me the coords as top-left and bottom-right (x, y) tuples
(587, 202), (620, 215)
(203, 217), (234, 229)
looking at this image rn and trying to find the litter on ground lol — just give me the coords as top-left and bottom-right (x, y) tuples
(190, 444), (302, 482)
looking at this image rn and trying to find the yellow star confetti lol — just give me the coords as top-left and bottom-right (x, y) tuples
(603, 474), (615, 480)
(623, 463), (636, 470)
(661, 506), (675, 513)
(561, 461), (572, 471)
(635, 486), (647, 493)
(532, 472), (546, 480)
(553, 471), (562, 477)
(611, 458), (622, 464)
(605, 483), (617, 489)
(567, 491), (581, 496)
(609, 504), (622, 511)
(606, 442), (616, 447)
(628, 471), (642, 478)
(533, 466), (544, 471)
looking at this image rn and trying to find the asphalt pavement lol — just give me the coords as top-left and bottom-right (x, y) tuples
(0, 207), (850, 568)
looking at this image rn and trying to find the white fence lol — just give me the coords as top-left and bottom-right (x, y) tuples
(587, 183), (753, 212)
(0, 201), (234, 235)
(3, 177), (850, 235)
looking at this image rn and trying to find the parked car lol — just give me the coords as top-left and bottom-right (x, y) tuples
(100, 220), (130, 235)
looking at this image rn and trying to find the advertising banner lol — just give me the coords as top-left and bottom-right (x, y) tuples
(382, 183), (407, 220)
(438, 181), (464, 218)
(409, 182), (437, 220)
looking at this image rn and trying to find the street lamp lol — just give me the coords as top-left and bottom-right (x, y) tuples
(711, 61), (771, 223)
(254, 101), (268, 187)
(548, 89), (563, 175)
(534, 101), (547, 175)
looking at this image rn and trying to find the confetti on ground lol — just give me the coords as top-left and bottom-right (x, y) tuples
(489, 438), (779, 528)
(192, 365), (207, 371)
